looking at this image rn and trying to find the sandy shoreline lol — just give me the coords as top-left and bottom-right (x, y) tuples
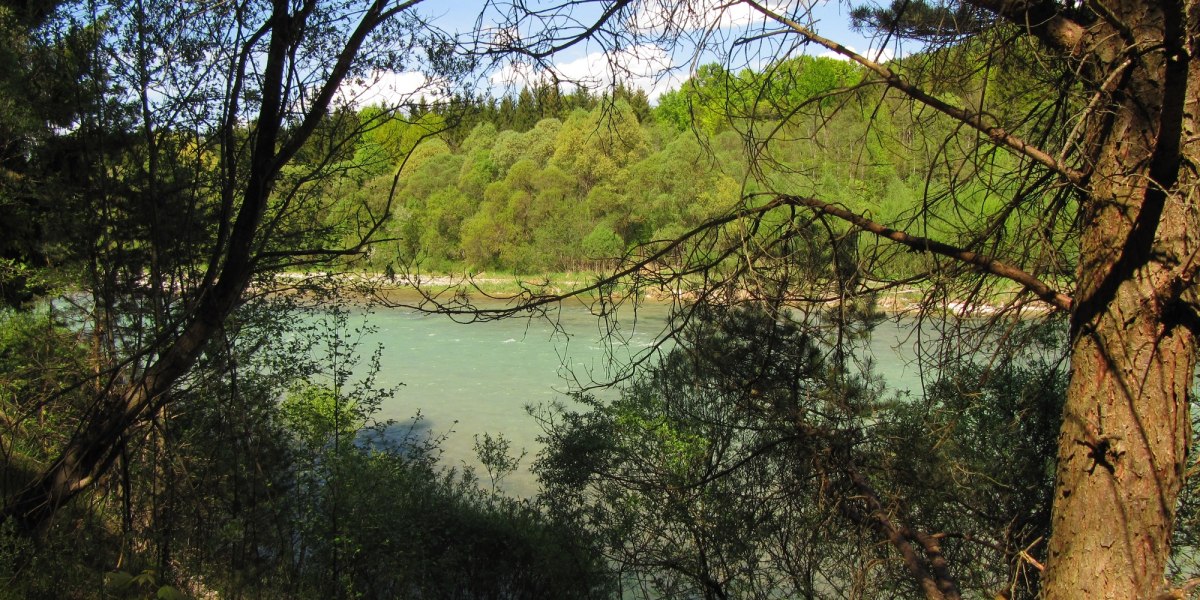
(273, 271), (1055, 318)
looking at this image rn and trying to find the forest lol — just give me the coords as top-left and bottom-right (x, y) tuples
(314, 55), (1006, 279)
(2, 0), (1198, 599)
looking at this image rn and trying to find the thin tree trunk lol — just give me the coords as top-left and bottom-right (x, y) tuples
(0, 0), (409, 532)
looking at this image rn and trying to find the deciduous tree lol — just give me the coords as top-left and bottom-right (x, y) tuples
(1, 0), (454, 533)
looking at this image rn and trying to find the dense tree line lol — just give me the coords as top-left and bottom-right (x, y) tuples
(335, 53), (1023, 280)
(3, 0), (1198, 598)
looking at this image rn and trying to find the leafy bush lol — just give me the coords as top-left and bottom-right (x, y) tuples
(536, 305), (1070, 598)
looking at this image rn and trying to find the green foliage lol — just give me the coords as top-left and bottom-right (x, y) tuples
(474, 432), (527, 494)
(537, 306), (873, 598)
(267, 308), (611, 599)
(851, 0), (987, 41)
(282, 384), (367, 451)
(0, 0), (101, 307)
(656, 58), (863, 134)
(874, 350), (1066, 597)
(317, 443), (612, 599)
(550, 101), (648, 191)
(0, 258), (58, 308)
(358, 109), (448, 169)
(537, 305), (1070, 598)
(322, 56), (1048, 282)
(581, 223), (625, 263)
(104, 569), (186, 600)
(0, 308), (88, 481)
(1, 299), (614, 599)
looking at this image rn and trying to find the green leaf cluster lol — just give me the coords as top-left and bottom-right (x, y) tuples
(295, 52), (1073, 287)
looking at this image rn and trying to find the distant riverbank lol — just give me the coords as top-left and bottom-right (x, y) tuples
(275, 270), (1056, 318)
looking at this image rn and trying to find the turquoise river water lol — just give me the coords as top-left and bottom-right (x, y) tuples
(335, 300), (930, 496)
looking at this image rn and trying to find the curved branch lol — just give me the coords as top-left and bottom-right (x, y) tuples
(390, 196), (769, 319)
(742, 0), (1087, 187)
(479, 0), (634, 60)
(405, 189), (1072, 319)
(843, 470), (962, 600)
(769, 193), (1074, 312)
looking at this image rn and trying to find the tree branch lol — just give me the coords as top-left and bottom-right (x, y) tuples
(742, 0), (1087, 187)
(842, 470), (963, 600)
(275, 0), (427, 167)
(960, 0), (1086, 53)
(766, 193), (1074, 311)
(479, 0), (635, 60)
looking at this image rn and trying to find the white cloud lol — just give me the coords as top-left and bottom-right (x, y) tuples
(627, 0), (792, 35)
(338, 70), (443, 108)
(818, 44), (899, 64)
(488, 60), (546, 90)
(489, 44), (683, 102)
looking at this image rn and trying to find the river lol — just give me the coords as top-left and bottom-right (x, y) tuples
(336, 299), (931, 496)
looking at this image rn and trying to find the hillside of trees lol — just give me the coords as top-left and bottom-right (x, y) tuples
(320, 54), (1035, 282)
(4, 0), (1198, 598)
(0, 47), (1074, 598)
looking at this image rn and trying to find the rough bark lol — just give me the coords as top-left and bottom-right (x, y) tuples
(748, 0), (1198, 592)
(746, 0), (1200, 594)
(1042, 1), (1200, 597)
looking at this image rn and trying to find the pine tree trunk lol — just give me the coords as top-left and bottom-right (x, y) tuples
(1047, 269), (1196, 598)
(1043, 2), (1199, 593)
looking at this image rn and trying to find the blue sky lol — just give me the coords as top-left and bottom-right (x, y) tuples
(344, 1), (895, 106)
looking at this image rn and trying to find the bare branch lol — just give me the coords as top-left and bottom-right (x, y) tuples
(766, 193), (1074, 311)
(480, 0), (635, 60)
(742, 0), (1087, 187)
